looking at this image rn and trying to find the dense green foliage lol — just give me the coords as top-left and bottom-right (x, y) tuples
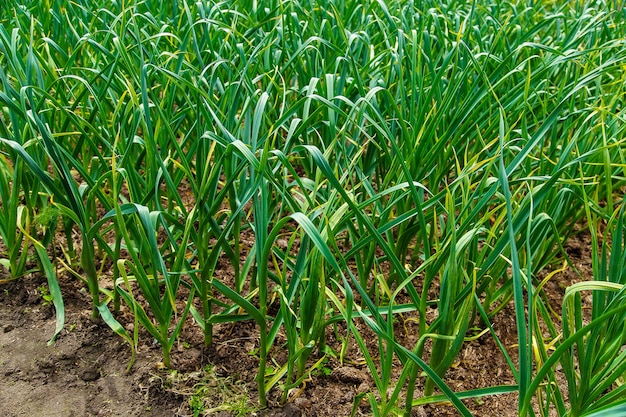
(1, 0), (625, 415)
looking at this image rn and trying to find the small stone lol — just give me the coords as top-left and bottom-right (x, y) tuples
(3, 325), (14, 333)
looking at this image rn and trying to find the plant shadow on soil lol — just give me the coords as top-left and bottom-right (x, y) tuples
(0, 230), (592, 417)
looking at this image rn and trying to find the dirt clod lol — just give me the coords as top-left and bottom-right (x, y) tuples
(331, 366), (367, 384)
(80, 368), (101, 382)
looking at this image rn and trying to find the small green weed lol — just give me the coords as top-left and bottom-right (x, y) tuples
(37, 285), (53, 306)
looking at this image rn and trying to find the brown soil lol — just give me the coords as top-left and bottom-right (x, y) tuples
(0, 229), (593, 417)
